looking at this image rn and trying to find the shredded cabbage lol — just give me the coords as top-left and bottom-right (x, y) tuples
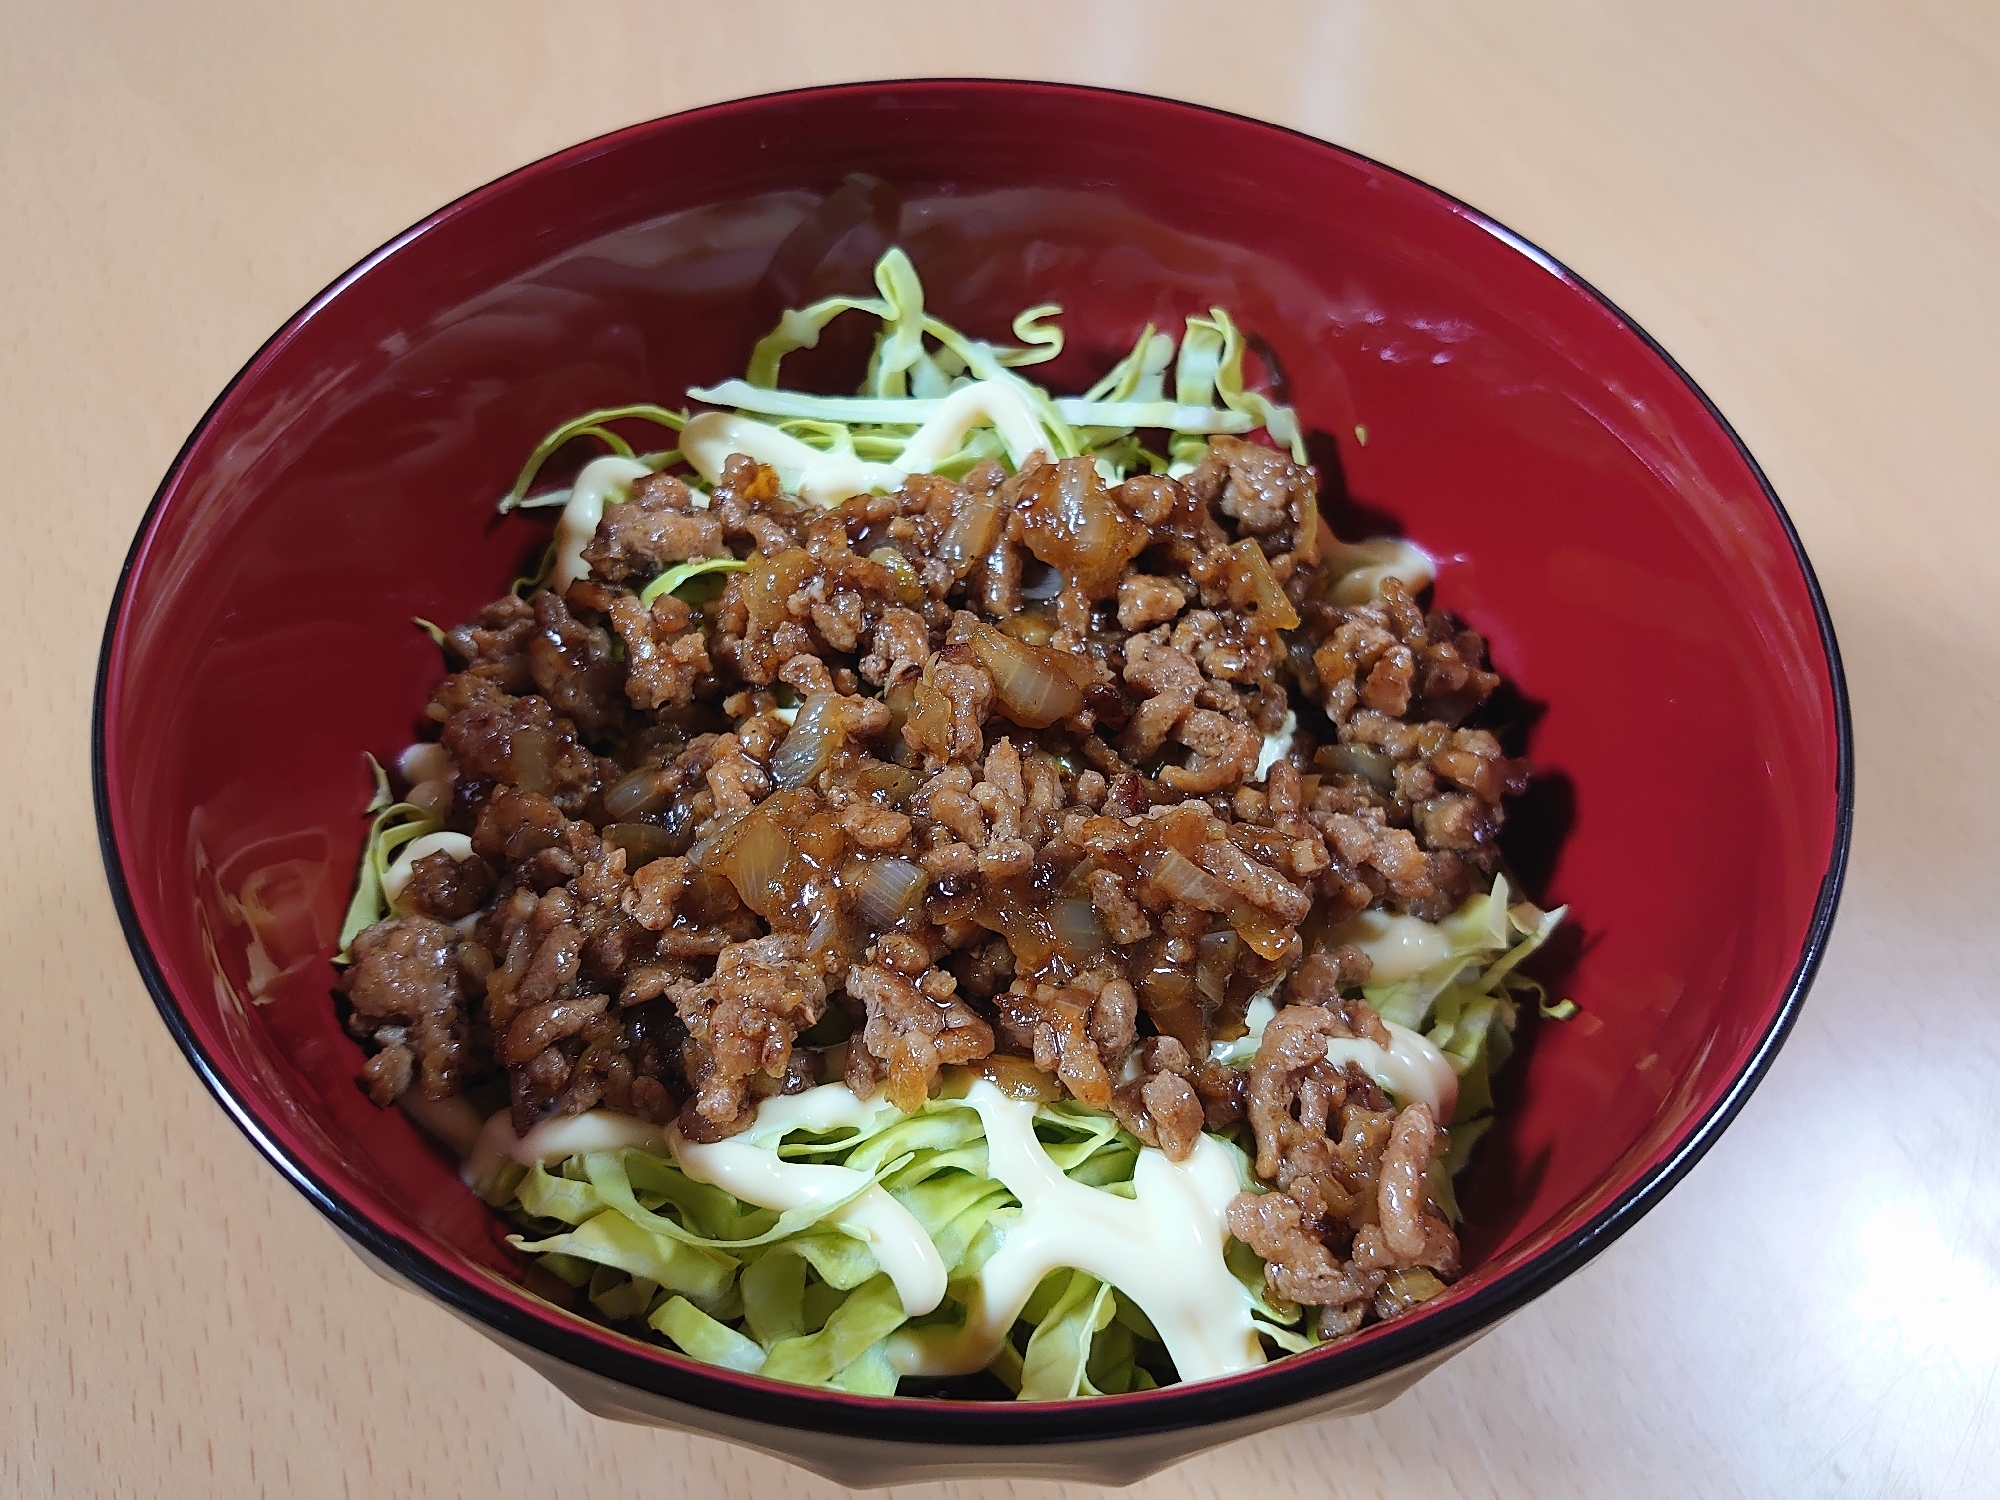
(497, 405), (687, 513)
(495, 247), (1307, 519)
(1017, 1269), (1118, 1399)
(636, 556), (749, 609)
(495, 1092), (1308, 1397)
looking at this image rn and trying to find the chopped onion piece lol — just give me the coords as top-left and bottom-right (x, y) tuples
(1140, 849), (1233, 912)
(967, 624), (1083, 729)
(769, 693), (839, 788)
(854, 858), (928, 929)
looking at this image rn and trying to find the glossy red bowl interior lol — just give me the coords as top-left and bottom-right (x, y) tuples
(95, 81), (1849, 1484)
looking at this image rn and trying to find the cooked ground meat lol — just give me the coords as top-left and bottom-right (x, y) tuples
(339, 914), (469, 1102)
(401, 848), (494, 921)
(341, 435), (1526, 1337)
(580, 471), (727, 582)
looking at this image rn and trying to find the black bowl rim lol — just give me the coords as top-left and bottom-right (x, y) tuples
(92, 77), (1853, 1450)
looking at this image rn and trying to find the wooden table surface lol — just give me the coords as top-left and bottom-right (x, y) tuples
(4, 3), (1995, 1496)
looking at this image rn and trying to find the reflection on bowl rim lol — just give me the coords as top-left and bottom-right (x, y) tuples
(90, 78), (1853, 1453)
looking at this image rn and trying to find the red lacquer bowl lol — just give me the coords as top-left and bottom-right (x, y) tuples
(94, 81), (1849, 1485)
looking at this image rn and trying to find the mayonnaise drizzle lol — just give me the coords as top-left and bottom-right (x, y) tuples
(1326, 536), (1436, 606)
(396, 740), (452, 786)
(380, 831), (476, 909)
(1210, 997), (1459, 1123)
(1334, 908), (1455, 983)
(681, 413), (903, 507)
(892, 380), (1047, 473)
(1328, 1023), (1459, 1125)
(885, 1081), (1263, 1384)
(668, 1086), (947, 1318)
(514, 1111), (669, 1161)
(464, 1107), (667, 1192)
(553, 455), (653, 589)
(681, 380), (1053, 508)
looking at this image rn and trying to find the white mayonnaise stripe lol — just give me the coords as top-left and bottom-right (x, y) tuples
(1328, 1022), (1460, 1125)
(553, 454), (652, 589)
(681, 412), (903, 508)
(673, 1140), (946, 1318)
(723, 1081), (898, 1146)
(670, 1088), (947, 1318)
(463, 1107), (668, 1191)
(892, 380), (1046, 473)
(396, 740), (452, 787)
(1337, 908), (1455, 983)
(682, 380), (1053, 508)
(1209, 1001), (1459, 1123)
(885, 1081), (1263, 1384)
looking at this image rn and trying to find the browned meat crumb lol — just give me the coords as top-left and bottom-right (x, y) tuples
(620, 857), (689, 931)
(580, 471), (725, 582)
(607, 592), (711, 710)
(339, 914), (469, 1102)
(360, 1042), (415, 1107)
(1377, 1101), (1454, 1266)
(1109, 1036), (1206, 1161)
(1190, 434), (1316, 550)
(436, 678), (601, 814)
(847, 962), (995, 1113)
(530, 591), (623, 740)
(1227, 1188), (1377, 1309)
(443, 594), (537, 695)
(400, 849), (493, 921)
(672, 934), (828, 1138)
(1116, 574), (1188, 632)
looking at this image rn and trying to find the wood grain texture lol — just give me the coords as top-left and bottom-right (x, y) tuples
(3, 2), (1995, 1495)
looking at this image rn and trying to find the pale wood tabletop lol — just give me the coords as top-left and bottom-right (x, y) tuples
(4, 3), (1994, 1497)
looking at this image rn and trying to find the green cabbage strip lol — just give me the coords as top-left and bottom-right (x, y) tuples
(1017, 1269), (1118, 1399)
(636, 556), (749, 609)
(497, 1092), (1312, 1397)
(510, 1207), (737, 1307)
(510, 540), (558, 598)
(746, 291), (888, 388)
(1080, 324), (1173, 404)
(362, 752), (393, 812)
(496, 405), (688, 513)
(651, 1296), (766, 1373)
(1193, 306), (1308, 463)
(333, 797), (441, 963)
(490, 247), (1305, 523)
